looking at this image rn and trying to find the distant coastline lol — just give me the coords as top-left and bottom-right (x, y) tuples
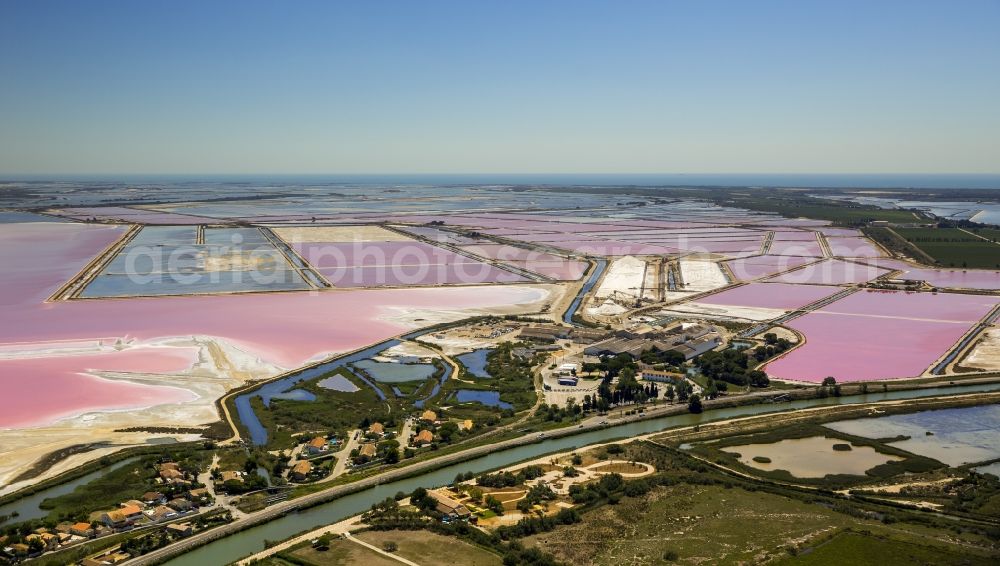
(2, 173), (1000, 190)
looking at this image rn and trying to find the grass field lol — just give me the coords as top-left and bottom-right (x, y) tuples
(779, 531), (997, 566)
(355, 529), (502, 566)
(893, 227), (1000, 268)
(284, 538), (400, 566)
(525, 483), (856, 564)
(525, 482), (997, 566)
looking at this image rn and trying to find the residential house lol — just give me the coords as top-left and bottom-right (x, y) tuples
(165, 523), (192, 537)
(359, 443), (376, 459)
(420, 410), (437, 423)
(428, 490), (472, 519)
(457, 419), (474, 431)
(141, 491), (166, 505)
(306, 436), (328, 455)
(120, 503), (144, 521)
(219, 470), (244, 484)
(147, 505), (177, 523)
(167, 498), (193, 513)
(8, 543), (30, 557)
(367, 422), (384, 437)
(159, 468), (184, 482)
(100, 510), (128, 529)
(188, 488), (210, 503)
(25, 533), (58, 552)
(69, 522), (94, 538)
(413, 429), (434, 445)
(290, 460), (312, 482)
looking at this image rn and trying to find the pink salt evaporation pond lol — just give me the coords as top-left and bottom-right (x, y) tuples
(726, 256), (814, 280)
(0, 222), (127, 307)
(698, 282), (841, 311)
(764, 290), (1000, 382)
(768, 259), (889, 285)
(826, 237), (883, 258)
(0, 347), (198, 428)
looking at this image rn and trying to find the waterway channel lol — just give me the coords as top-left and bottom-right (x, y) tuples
(563, 258), (607, 325)
(0, 456), (141, 523)
(165, 381), (1000, 565)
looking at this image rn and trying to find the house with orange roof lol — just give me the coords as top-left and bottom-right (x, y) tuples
(70, 522), (94, 537)
(306, 436), (328, 455)
(367, 422), (385, 436)
(413, 429), (434, 445)
(290, 460), (312, 482)
(420, 409), (438, 422)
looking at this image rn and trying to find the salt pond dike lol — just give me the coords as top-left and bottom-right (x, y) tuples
(125, 380), (1000, 566)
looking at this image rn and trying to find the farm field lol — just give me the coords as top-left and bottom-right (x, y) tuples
(893, 227), (1000, 269)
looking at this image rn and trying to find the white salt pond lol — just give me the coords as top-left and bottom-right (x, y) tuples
(722, 436), (903, 478)
(825, 404), (1000, 467)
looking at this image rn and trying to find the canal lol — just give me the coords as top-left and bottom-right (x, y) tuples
(0, 456), (141, 523)
(165, 380), (1000, 565)
(563, 258), (607, 325)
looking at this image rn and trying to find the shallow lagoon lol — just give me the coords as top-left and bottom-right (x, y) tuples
(352, 359), (438, 383)
(825, 404), (1000, 467)
(721, 436), (902, 478)
(456, 349), (493, 378)
(452, 389), (513, 409)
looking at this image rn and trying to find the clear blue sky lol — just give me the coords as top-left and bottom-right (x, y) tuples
(1, 0), (998, 175)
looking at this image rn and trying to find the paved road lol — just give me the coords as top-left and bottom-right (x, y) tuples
(328, 429), (362, 480)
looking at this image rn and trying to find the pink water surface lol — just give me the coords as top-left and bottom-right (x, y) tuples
(0, 348), (198, 428)
(0, 223), (127, 307)
(905, 269), (1000, 290)
(766, 314), (973, 382)
(771, 231), (823, 241)
(859, 259), (1000, 290)
(816, 289), (1000, 322)
(1, 222), (551, 428)
(765, 290), (1000, 381)
(767, 240), (824, 256)
(826, 237), (883, 257)
(698, 283), (841, 310)
(767, 259), (889, 285)
(726, 256), (814, 280)
(509, 260), (588, 280)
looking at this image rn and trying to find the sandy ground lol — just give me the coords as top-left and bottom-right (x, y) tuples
(594, 256), (646, 300)
(658, 303), (786, 322)
(377, 284), (559, 329)
(753, 326), (800, 343)
(375, 342), (440, 362)
(421, 322), (524, 355)
(963, 328), (1000, 371)
(679, 260), (728, 292)
(585, 299), (628, 317)
(271, 225), (413, 243)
